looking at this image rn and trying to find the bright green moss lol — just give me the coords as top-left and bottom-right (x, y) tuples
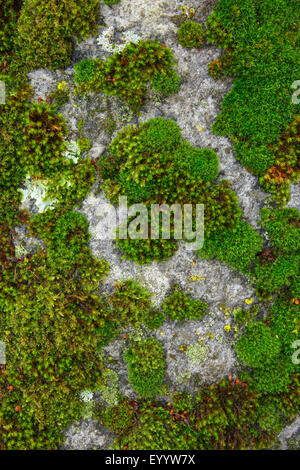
(254, 254), (300, 299)
(162, 286), (208, 321)
(74, 59), (98, 84)
(1, 0), (298, 451)
(261, 207), (300, 254)
(0, 251), (109, 449)
(138, 117), (182, 152)
(257, 403), (283, 433)
(236, 321), (282, 368)
(116, 233), (179, 264)
(77, 136), (91, 153)
(174, 143), (219, 182)
(197, 220), (262, 274)
(103, 0), (120, 5)
(124, 338), (166, 398)
(75, 41), (178, 110)
(101, 118), (242, 263)
(151, 69), (181, 95)
(235, 144), (275, 177)
(177, 21), (204, 48)
(38, 211), (91, 271)
(206, 0), (300, 202)
(252, 362), (291, 394)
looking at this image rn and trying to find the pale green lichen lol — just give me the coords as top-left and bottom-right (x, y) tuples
(79, 389), (94, 403)
(14, 243), (28, 258)
(186, 342), (210, 365)
(65, 140), (81, 163)
(19, 176), (57, 213)
(127, 325), (145, 344)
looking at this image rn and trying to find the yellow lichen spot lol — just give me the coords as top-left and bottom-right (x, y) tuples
(57, 81), (69, 92)
(224, 325), (231, 333)
(245, 298), (254, 305)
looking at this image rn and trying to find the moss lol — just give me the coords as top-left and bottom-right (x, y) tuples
(22, 101), (69, 178)
(206, 0), (300, 202)
(0, 251), (109, 449)
(138, 117), (182, 152)
(74, 59), (97, 84)
(113, 403), (198, 450)
(103, 0), (120, 5)
(48, 82), (70, 108)
(254, 254), (300, 299)
(252, 362), (291, 394)
(260, 207), (300, 254)
(77, 136), (91, 153)
(162, 286), (208, 322)
(197, 220), (263, 274)
(233, 305), (258, 325)
(75, 41), (178, 110)
(101, 118), (243, 263)
(108, 279), (153, 328)
(177, 21), (204, 48)
(16, 0), (101, 70)
(174, 143), (219, 183)
(235, 143), (275, 177)
(236, 321), (282, 368)
(270, 297), (299, 356)
(143, 309), (165, 330)
(151, 69), (181, 96)
(0, 0), (298, 450)
(101, 397), (136, 435)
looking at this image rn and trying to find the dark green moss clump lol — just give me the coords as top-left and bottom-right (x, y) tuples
(74, 40), (179, 110)
(100, 117), (242, 263)
(178, 21), (204, 48)
(162, 286), (208, 321)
